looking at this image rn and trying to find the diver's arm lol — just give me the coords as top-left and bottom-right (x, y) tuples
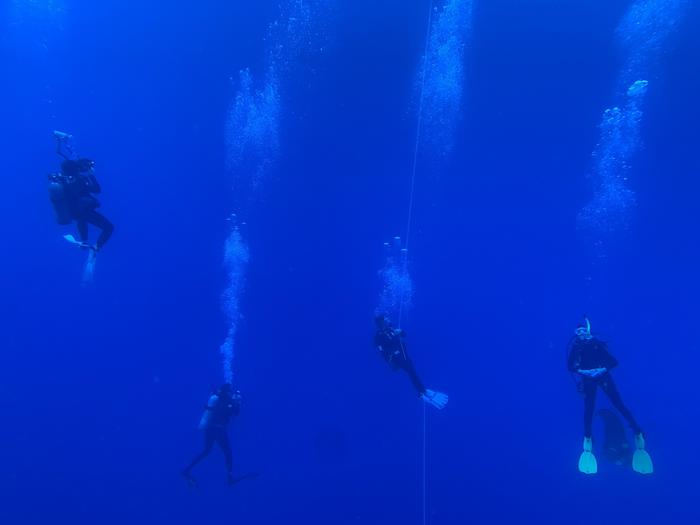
(374, 330), (389, 356)
(599, 343), (619, 370)
(54, 132), (75, 160)
(56, 142), (68, 159)
(56, 140), (71, 160)
(84, 174), (102, 194)
(376, 344), (389, 361)
(566, 338), (580, 372)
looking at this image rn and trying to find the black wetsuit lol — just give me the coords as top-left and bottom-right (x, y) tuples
(184, 393), (240, 477)
(568, 337), (641, 438)
(64, 173), (114, 250)
(375, 327), (426, 395)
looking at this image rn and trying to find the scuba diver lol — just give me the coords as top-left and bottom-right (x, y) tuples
(182, 384), (250, 487)
(374, 314), (448, 409)
(567, 318), (653, 475)
(48, 131), (114, 252)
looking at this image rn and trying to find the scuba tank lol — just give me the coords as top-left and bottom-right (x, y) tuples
(198, 394), (220, 430)
(47, 173), (72, 225)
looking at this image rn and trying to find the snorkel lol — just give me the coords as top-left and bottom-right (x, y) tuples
(575, 317), (593, 340)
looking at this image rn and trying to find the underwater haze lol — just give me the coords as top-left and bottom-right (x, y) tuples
(1, 0), (699, 523)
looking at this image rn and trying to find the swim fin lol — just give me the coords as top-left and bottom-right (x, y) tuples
(64, 234), (97, 285)
(81, 247), (97, 287)
(632, 433), (653, 475)
(578, 437), (598, 474)
(64, 234), (82, 245)
(422, 389), (448, 410)
(64, 234), (91, 249)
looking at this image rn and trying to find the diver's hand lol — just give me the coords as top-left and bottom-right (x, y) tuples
(53, 130), (72, 141)
(422, 389), (448, 410)
(579, 368), (606, 377)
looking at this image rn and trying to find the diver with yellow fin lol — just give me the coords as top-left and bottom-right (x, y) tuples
(567, 318), (653, 475)
(374, 314), (448, 409)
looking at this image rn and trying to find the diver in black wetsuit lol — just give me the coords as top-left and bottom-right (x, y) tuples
(182, 384), (242, 486)
(374, 314), (448, 409)
(60, 159), (114, 250)
(49, 132), (114, 251)
(568, 318), (653, 474)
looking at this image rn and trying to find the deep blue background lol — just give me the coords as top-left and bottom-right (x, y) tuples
(1, 1), (698, 523)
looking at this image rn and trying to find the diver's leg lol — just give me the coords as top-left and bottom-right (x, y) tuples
(76, 219), (89, 243)
(85, 210), (114, 250)
(600, 373), (642, 434)
(401, 357), (426, 395)
(583, 377), (597, 438)
(184, 430), (216, 474)
(578, 378), (600, 473)
(215, 429), (234, 476)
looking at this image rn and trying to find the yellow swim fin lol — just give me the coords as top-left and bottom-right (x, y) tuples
(632, 434), (654, 475)
(578, 437), (598, 474)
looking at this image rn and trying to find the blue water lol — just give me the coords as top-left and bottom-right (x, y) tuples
(2, 0), (699, 523)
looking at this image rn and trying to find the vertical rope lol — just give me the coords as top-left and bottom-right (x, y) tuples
(422, 401), (428, 525)
(398, 0), (434, 331)
(389, 4), (434, 523)
(408, 5), (435, 525)
(405, 0), (434, 255)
